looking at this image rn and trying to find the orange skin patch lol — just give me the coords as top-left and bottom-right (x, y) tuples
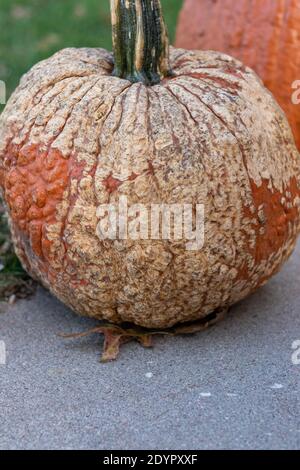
(250, 177), (299, 264)
(3, 143), (70, 259)
(102, 174), (123, 194)
(237, 177), (300, 283)
(102, 172), (140, 193)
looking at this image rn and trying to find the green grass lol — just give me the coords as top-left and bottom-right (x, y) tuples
(0, 0), (182, 300)
(0, 0), (182, 97)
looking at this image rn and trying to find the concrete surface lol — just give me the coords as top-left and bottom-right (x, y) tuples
(0, 243), (300, 451)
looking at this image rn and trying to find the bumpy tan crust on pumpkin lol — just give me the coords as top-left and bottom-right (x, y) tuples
(175, 0), (300, 149)
(0, 46), (300, 328)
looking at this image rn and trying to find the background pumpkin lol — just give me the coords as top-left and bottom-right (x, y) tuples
(0, 0), (299, 333)
(176, 0), (300, 149)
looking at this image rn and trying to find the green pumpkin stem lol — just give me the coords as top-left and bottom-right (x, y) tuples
(110, 0), (172, 86)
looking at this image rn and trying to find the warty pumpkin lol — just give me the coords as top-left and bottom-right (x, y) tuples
(0, 0), (300, 333)
(176, 0), (300, 149)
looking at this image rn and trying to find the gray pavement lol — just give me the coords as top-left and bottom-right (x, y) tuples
(0, 243), (300, 450)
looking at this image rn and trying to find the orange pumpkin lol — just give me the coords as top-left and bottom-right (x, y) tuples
(176, 0), (300, 149)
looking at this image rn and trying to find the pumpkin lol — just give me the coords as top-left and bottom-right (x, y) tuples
(176, 0), (300, 149)
(0, 0), (300, 332)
